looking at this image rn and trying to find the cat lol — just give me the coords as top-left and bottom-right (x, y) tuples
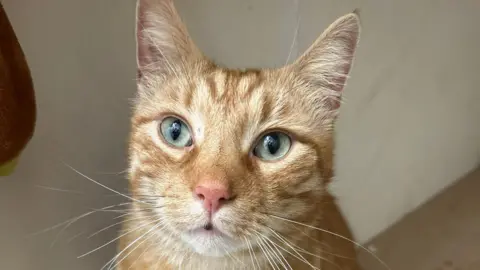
(117, 0), (362, 269)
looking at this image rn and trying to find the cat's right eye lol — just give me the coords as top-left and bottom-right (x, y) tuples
(253, 132), (292, 161)
(159, 117), (193, 148)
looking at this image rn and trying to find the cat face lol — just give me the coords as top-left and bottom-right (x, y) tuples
(129, 0), (359, 257)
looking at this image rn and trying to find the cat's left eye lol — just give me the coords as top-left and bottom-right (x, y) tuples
(159, 116), (193, 148)
(253, 132), (291, 161)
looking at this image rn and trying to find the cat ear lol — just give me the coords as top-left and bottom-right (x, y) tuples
(292, 11), (360, 111)
(136, 0), (201, 78)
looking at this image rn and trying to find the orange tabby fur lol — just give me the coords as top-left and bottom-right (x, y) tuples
(118, 0), (362, 269)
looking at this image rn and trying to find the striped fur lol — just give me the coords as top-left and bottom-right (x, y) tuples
(119, 1), (361, 269)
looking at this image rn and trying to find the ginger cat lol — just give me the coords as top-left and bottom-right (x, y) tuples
(118, 0), (362, 269)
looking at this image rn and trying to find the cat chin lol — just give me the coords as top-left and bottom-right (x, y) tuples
(180, 230), (244, 257)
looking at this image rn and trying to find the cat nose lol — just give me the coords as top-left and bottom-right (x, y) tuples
(195, 183), (231, 213)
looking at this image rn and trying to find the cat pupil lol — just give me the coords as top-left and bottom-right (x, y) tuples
(169, 120), (182, 140)
(264, 134), (280, 154)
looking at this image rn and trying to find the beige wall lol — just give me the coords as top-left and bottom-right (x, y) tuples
(1, 0), (479, 269)
(297, 0), (480, 243)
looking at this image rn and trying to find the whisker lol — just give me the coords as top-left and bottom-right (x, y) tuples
(267, 226), (342, 270)
(257, 235), (283, 270)
(263, 235), (292, 270)
(64, 163), (152, 205)
(244, 236), (261, 269)
(257, 233), (289, 270)
(268, 238), (317, 270)
(107, 221), (165, 270)
(255, 232), (279, 270)
(291, 224), (354, 260)
(154, 255), (162, 270)
(126, 234), (158, 270)
(218, 238), (242, 266)
(270, 215), (391, 270)
(67, 231), (85, 243)
(285, 0), (300, 65)
(243, 236), (257, 270)
(88, 214), (149, 239)
(26, 202), (130, 239)
(114, 213), (131, 220)
(264, 228), (318, 270)
(49, 202), (132, 248)
(88, 221), (125, 239)
(34, 185), (84, 195)
(77, 218), (159, 259)
(104, 193), (168, 199)
(92, 169), (128, 176)
(90, 209), (131, 214)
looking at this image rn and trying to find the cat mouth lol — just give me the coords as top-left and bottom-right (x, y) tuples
(182, 222), (241, 256)
(203, 222), (213, 231)
(188, 222), (225, 237)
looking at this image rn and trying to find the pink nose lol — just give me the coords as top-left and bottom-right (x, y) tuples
(195, 184), (231, 213)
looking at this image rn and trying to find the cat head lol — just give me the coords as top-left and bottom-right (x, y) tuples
(129, 0), (360, 257)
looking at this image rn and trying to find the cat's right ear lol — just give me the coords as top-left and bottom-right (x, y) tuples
(136, 0), (201, 79)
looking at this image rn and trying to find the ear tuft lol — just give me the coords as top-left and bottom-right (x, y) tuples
(352, 8), (361, 17)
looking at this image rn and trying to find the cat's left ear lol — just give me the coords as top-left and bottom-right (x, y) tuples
(136, 0), (202, 79)
(291, 10), (360, 111)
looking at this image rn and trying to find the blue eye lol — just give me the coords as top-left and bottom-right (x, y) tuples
(159, 117), (193, 148)
(253, 132), (291, 161)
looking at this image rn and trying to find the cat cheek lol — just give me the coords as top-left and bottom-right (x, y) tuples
(279, 199), (309, 217)
(214, 206), (253, 235)
(285, 174), (323, 195)
(129, 152), (141, 176)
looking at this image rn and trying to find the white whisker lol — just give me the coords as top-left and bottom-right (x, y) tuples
(285, 0), (300, 65)
(292, 224), (353, 260)
(127, 234), (158, 270)
(27, 202), (131, 238)
(268, 227), (342, 270)
(64, 163), (152, 205)
(265, 228), (318, 270)
(255, 232), (279, 270)
(218, 237), (243, 266)
(154, 255), (162, 270)
(107, 221), (165, 270)
(243, 236), (257, 270)
(270, 215), (391, 270)
(93, 169), (129, 175)
(34, 185), (84, 195)
(67, 231), (85, 243)
(263, 235), (292, 270)
(258, 233), (287, 270)
(114, 213), (131, 220)
(88, 214), (146, 239)
(77, 218), (159, 259)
